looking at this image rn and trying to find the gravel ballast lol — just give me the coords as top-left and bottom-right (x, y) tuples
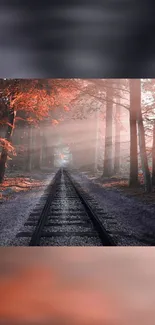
(40, 236), (102, 246)
(2, 169), (155, 246)
(0, 173), (55, 246)
(71, 171), (155, 246)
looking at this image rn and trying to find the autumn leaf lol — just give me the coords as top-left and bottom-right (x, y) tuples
(15, 117), (25, 122)
(52, 119), (59, 126)
(0, 138), (16, 155)
(64, 106), (70, 112)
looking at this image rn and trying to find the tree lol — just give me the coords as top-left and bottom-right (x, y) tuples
(103, 80), (114, 177)
(152, 119), (155, 185)
(113, 80), (122, 174)
(25, 125), (33, 172)
(0, 79), (20, 182)
(114, 102), (121, 174)
(70, 79), (129, 176)
(0, 79), (79, 182)
(0, 80), (49, 182)
(94, 109), (100, 173)
(142, 79), (155, 186)
(136, 79), (152, 192)
(0, 107), (16, 182)
(68, 79), (155, 189)
(129, 79), (139, 187)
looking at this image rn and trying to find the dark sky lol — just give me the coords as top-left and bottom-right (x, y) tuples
(0, 1), (155, 78)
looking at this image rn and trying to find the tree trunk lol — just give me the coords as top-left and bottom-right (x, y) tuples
(114, 103), (121, 174)
(94, 109), (100, 173)
(152, 120), (155, 186)
(50, 146), (54, 169)
(138, 119), (152, 192)
(103, 80), (113, 177)
(0, 108), (16, 183)
(39, 130), (43, 169)
(33, 128), (41, 170)
(26, 126), (33, 172)
(129, 79), (139, 187)
(136, 80), (152, 192)
(44, 137), (48, 167)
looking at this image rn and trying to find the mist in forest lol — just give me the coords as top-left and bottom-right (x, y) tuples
(0, 78), (154, 188)
(7, 109), (130, 173)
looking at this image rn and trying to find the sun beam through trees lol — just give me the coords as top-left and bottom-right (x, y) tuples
(0, 78), (155, 193)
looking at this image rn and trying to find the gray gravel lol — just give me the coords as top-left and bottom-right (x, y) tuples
(9, 237), (31, 246)
(3, 168), (154, 247)
(0, 173), (55, 246)
(71, 171), (155, 246)
(15, 171), (103, 246)
(47, 219), (88, 225)
(40, 236), (102, 246)
(42, 225), (95, 232)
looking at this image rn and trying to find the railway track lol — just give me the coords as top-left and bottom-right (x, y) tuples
(15, 168), (116, 246)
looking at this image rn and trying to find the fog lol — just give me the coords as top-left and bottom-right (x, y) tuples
(9, 108), (130, 173)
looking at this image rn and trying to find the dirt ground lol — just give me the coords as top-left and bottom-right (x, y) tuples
(0, 168), (54, 202)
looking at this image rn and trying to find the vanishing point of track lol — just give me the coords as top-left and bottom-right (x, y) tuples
(16, 168), (116, 246)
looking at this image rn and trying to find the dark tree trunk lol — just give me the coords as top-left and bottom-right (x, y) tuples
(129, 79), (139, 187)
(39, 129), (43, 169)
(114, 103), (121, 174)
(33, 128), (41, 170)
(94, 109), (100, 173)
(25, 126), (33, 172)
(152, 119), (155, 186)
(0, 108), (16, 183)
(138, 117), (152, 192)
(44, 137), (48, 167)
(136, 79), (152, 192)
(103, 80), (113, 177)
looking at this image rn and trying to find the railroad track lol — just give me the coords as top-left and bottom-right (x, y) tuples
(15, 168), (116, 246)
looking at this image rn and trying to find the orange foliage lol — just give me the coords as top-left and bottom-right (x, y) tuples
(0, 138), (16, 155)
(12, 89), (53, 121)
(0, 79), (80, 155)
(1, 79), (80, 126)
(0, 177), (42, 195)
(64, 105), (70, 112)
(49, 79), (80, 109)
(52, 119), (59, 126)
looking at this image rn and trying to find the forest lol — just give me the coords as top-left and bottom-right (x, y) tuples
(0, 79), (154, 192)
(0, 78), (155, 248)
